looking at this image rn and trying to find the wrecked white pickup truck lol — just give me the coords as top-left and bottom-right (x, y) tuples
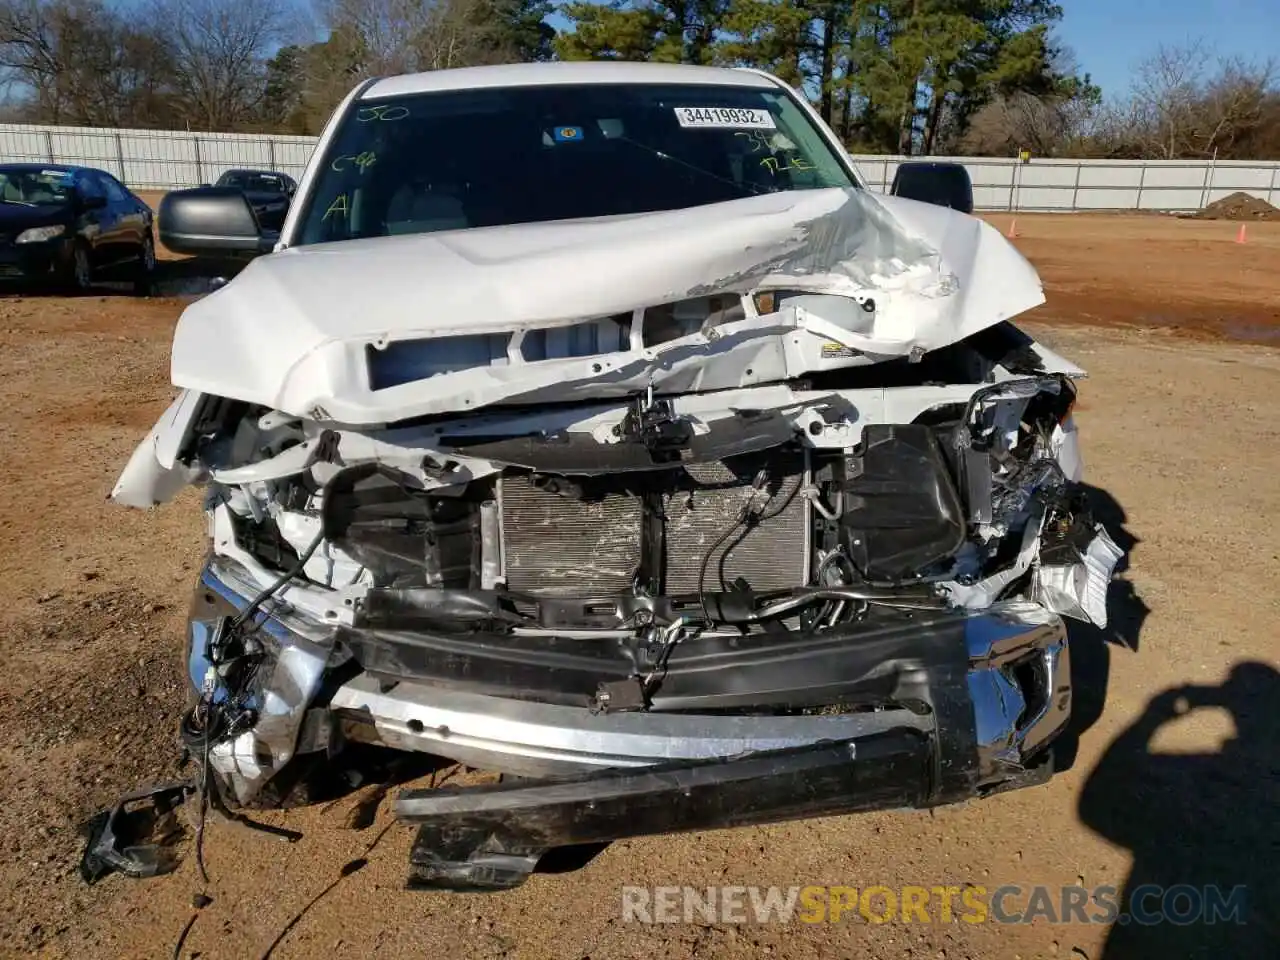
(111, 62), (1121, 890)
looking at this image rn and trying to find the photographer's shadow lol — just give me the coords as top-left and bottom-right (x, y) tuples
(1078, 662), (1280, 958)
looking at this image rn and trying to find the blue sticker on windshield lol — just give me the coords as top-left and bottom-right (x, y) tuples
(554, 126), (584, 143)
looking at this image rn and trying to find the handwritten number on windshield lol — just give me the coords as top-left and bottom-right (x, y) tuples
(356, 105), (409, 122)
(331, 151), (378, 173)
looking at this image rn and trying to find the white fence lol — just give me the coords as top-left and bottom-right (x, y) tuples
(849, 154), (1280, 212)
(0, 123), (315, 191)
(3, 121), (1279, 212)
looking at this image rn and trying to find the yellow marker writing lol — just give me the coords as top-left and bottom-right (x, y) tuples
(323, 194), (349, 220)
(735, 130), (772, 154)
(357, 105), (409, 122)
(331, 151), (377, 174)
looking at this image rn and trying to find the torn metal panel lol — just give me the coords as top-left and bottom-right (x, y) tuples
(110, 390), (207, 508)
(940, 502), (1049, 610)
(1050, 417), (1084, 484)
(1032, 526), (1124, 628)
(194, 561), (344, 806)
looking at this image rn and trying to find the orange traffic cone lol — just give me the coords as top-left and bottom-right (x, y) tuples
(1236, 224), (1248, 244)
(1007, 218), (1019, 239)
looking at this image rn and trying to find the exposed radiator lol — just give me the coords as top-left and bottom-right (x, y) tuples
(663, 461), (809, 595)
(500, 476), (644, 597)
(499, 460), (810, 599)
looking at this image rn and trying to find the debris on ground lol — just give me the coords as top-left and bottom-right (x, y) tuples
(1190, 191), (1280, 221)
(79, 782), (193, 883)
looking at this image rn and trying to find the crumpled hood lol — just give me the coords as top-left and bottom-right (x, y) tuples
(171, 187), (1044, 424)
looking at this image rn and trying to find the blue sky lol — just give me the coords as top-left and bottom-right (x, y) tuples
(1056, 0), (1277, 96)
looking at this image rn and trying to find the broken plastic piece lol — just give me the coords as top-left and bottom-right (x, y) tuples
(79, 781), (194, 884)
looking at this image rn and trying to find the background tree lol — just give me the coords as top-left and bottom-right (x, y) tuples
(556, 0), (728, 63)
(1093, 43), (1275, 159)
(151, 0), (289, 130)
(0, 0), (178, 126)
(1, 0), (1278, 159)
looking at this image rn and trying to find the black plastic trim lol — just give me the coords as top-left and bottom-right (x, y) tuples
(399, 732), (931, 891)
(340, 605), (973, 712)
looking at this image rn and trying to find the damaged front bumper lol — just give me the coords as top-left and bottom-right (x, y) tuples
(192, 553), (1072, 888)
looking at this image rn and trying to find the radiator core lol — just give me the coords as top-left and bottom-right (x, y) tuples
(499, 460), (810, 599)
(500, 476), (644, 597)
(662, 461), (809, 595)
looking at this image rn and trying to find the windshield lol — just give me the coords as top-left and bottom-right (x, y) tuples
(0, 168), (75, 206)
(295, 82), (856, 247)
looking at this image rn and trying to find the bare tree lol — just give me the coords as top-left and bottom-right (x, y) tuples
(318, 0), (427, 75)
(1197, 58), (1276, 156)
(1103, 42), (1276, 159)
(415, 0), (498, 71)
(0, 0), (178, 126)
(960, 89), (1099, 157)
(315, 0), (526, 78)
(152, 0), (288, 130)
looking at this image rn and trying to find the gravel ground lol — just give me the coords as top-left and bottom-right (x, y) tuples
(0, 215), (1276, 959)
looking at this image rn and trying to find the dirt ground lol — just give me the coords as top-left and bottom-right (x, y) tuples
(0, 214), (1277, 960)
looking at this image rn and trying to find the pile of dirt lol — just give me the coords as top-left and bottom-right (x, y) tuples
(1193, 191), (1280, 221)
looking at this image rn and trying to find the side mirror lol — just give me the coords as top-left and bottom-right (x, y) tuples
(889, 162), (974, 215)
(158, 187), (275, 257)
(81, 194), (108, 211)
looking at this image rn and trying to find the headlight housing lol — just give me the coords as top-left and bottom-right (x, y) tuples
(15, 224), (66, 244)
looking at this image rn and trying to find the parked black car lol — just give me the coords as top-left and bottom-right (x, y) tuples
(0, 163), (155, 293)
(212, 169), (296, 232)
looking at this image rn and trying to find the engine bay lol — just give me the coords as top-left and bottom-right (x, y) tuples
(140, 337), (1108, 649)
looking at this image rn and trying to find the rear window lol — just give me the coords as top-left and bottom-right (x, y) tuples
(221, 172), (288, 192)
(295, 82), (856, 247)
(891, 164), (973, 213)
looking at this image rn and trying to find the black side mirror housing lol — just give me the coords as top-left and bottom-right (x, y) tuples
(889, 162), (975, 215)
(158, 187), (275, 257)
